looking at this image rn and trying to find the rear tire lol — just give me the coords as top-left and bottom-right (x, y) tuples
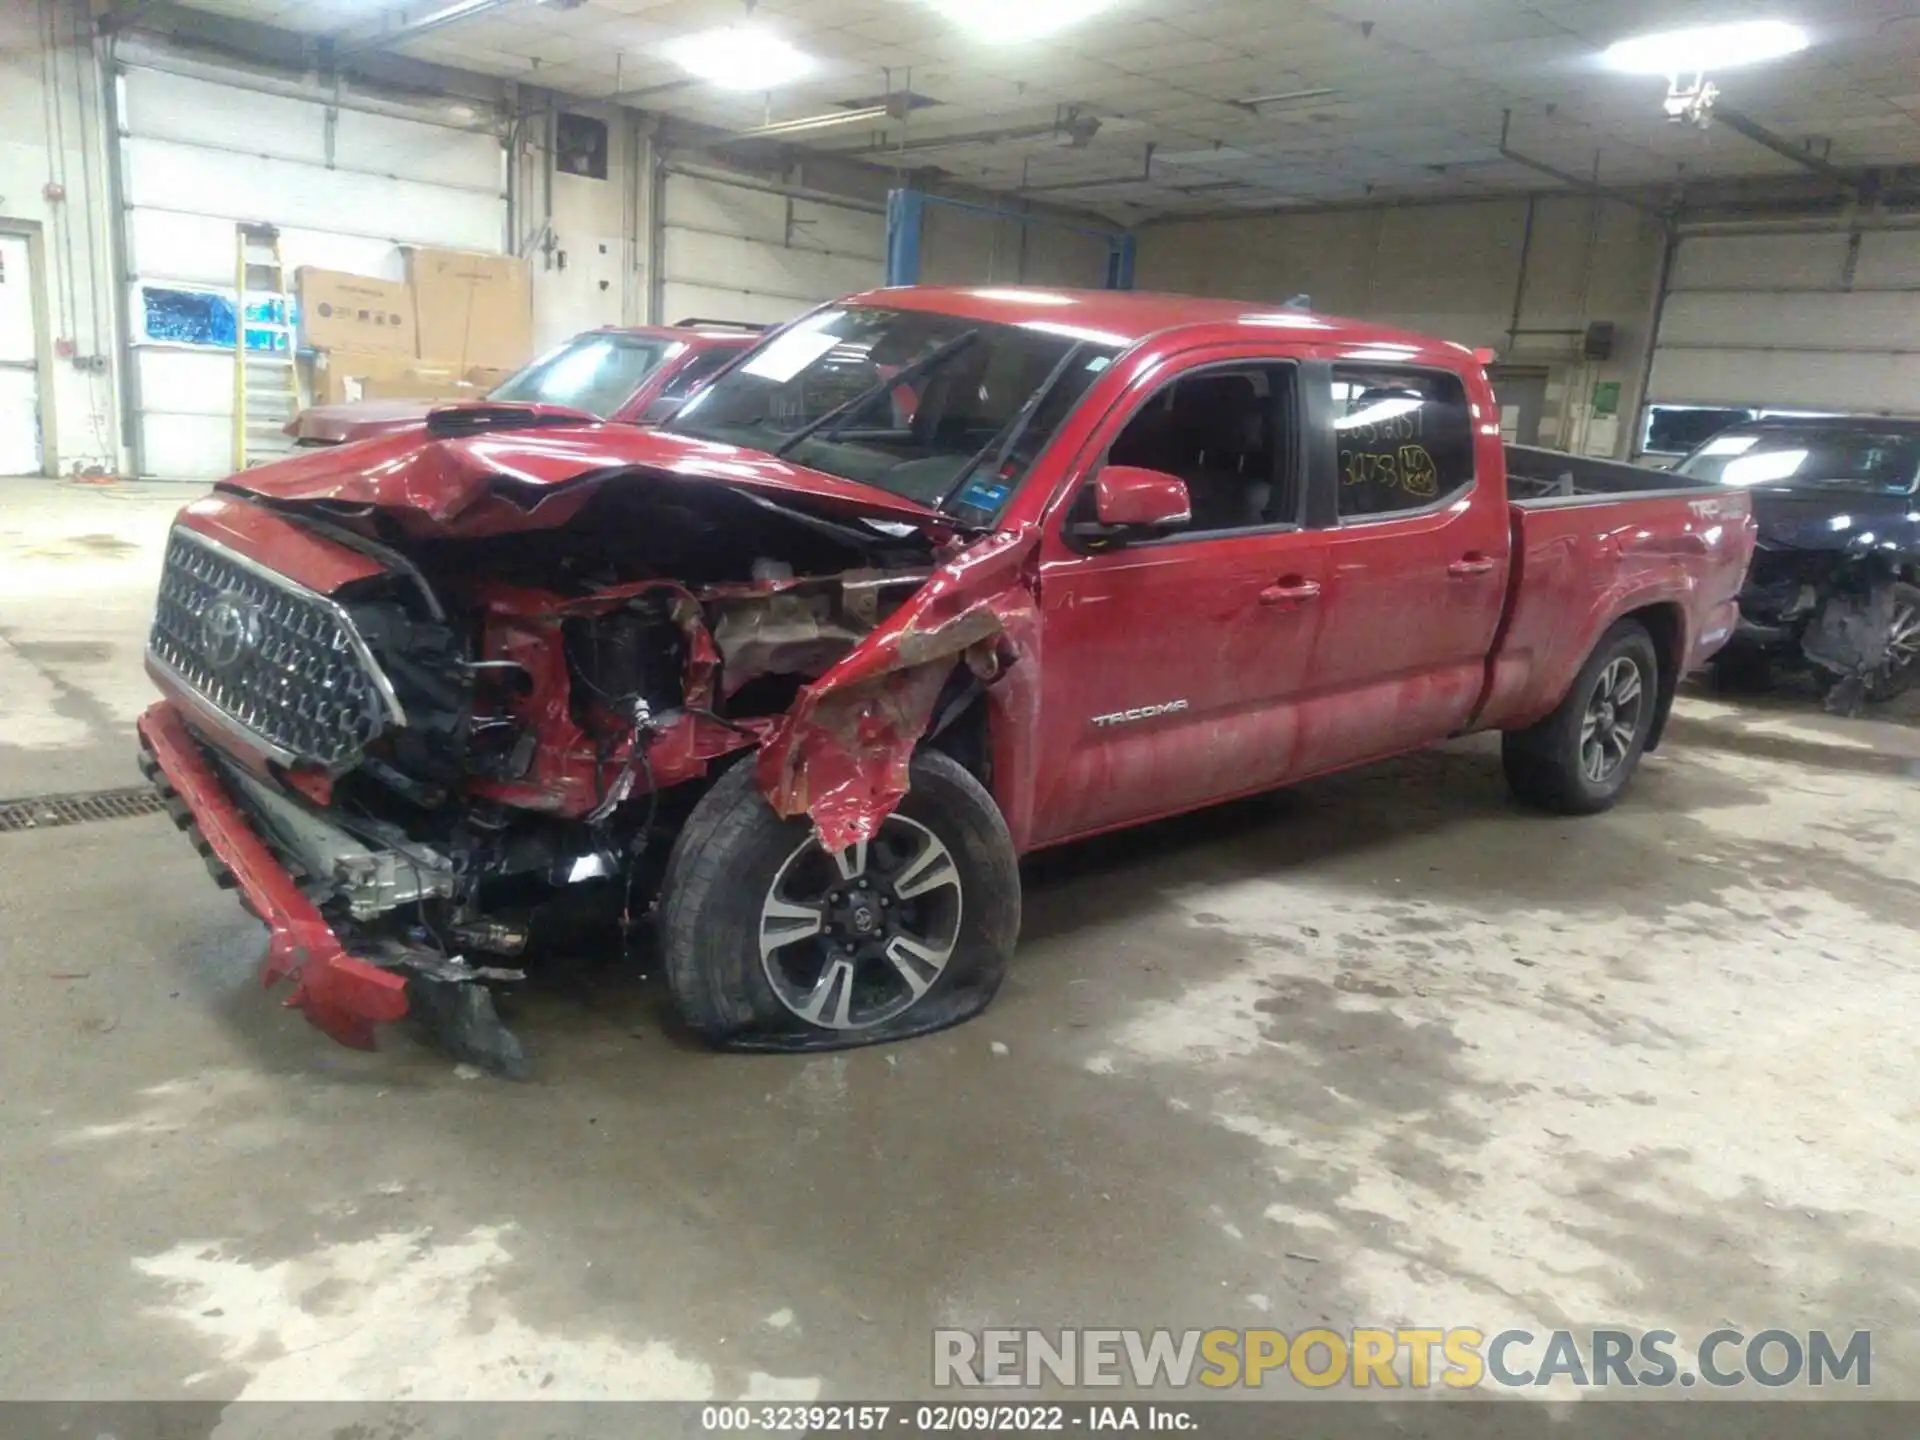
(658, 750), (1020, 1050)
(1503, 620), (1660, 816)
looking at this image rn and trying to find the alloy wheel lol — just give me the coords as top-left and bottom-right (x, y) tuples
(757, 815), (964, 1030)
(1579, 655), (1645, 785)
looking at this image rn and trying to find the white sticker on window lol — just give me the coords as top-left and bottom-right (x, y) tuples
(742, 318), (844, 383)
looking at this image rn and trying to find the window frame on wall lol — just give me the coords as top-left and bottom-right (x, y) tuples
(1326, 362), (1478, 525)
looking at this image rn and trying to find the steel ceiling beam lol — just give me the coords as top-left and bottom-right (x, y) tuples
(1712, 105), (1862, 194)
(1497, 110), (1671, 220)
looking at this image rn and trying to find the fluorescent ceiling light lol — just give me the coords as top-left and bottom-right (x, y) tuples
(734, 105), (891, 139)
(662, 26), (818, 90)
(1601, 20), (1808, 75)
(924, 0), (1120, 43)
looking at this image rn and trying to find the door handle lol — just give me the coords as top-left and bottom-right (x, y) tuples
(1447, 554), (1497, 578)
(1259, 577), (1321, 606)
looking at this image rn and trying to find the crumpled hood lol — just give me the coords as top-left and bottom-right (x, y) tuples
(1748, 487), (1920, 555)
(221, 420), (950, 534)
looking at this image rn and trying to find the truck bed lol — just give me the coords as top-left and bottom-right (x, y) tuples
(1472, 449), (1753, 735)
(1505, 443), (1723, 504)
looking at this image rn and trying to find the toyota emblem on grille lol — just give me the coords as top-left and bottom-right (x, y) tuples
(200, 592), (262, 671)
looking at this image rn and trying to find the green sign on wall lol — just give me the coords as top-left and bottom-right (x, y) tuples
(1592, 380), (1621, 417)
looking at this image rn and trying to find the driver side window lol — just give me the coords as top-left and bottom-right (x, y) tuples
(1081, 363), (1300, 535)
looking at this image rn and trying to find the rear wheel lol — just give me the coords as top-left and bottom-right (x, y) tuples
(658, 750), (1020, 1049)
(1503, 620), (1659, 815)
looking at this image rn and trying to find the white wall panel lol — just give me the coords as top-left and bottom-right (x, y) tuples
(119, 66), (508, 477)
(128, 210), (405, 287)
(1667, 232), (1851, 290)
(1649, 229), (1920, 417)
(1854, 229), (1920, 290)
(659, 170), (882, 327)
(1659, 291), (1920, 351)
(1648, 348), (1919, 416)
(333, 108), (502, 189)
(135, 347), (233, 418)
(123, 138), (501, 250)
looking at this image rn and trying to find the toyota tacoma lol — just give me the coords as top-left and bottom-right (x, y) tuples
(136, 286), (1757, 1073)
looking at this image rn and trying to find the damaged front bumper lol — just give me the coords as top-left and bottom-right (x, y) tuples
(138, 701), (525, 1073)
(138, 700), (410, 1048)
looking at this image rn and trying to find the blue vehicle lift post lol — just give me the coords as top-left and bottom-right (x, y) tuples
(885, 188), (1136, 290)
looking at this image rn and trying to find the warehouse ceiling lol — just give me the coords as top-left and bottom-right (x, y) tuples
(165, 0), (1920, 216)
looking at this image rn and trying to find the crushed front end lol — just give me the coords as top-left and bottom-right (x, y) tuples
(1730, 540), (1920, 712)
(139, 454), (1014, 1073)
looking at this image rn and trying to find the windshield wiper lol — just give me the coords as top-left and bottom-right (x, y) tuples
(772, 329), (981, 459)
(932, 342), (1087, 513)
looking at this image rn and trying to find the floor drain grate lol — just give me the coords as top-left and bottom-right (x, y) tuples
(0, 785), (168, 833)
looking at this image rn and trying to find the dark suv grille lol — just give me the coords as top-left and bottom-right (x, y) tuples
(148, 527), (396, 769)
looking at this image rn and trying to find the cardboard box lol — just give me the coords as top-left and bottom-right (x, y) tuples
(296, 269), (416, 356)
(404, 246), (533, 371)
(311, 351), (465, 406)
(357, 370), (476, 403)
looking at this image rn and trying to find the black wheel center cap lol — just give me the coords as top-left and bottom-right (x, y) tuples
(1596, 701), (1615, 728)
(849, 905), (879, 935)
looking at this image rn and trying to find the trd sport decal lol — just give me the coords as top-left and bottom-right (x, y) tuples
(1091, 700), (1190, 728)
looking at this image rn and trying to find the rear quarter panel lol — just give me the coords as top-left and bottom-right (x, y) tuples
(1474, 489), (1755, 733)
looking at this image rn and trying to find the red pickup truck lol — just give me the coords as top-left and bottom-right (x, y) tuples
(136, 287), (1755, 1073)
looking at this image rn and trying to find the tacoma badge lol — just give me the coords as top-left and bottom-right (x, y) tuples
(1091, 700), (1190, 728)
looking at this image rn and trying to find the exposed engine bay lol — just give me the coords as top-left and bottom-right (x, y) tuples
(151, 470), (1021, 1074)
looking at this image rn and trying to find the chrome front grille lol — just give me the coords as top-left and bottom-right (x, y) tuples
(149, 526), (397, 769)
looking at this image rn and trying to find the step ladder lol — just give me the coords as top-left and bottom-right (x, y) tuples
(231, 222), (299, 470)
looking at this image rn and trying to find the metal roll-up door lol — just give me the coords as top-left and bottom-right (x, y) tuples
(658, 165), (884, 327)
(116, 63), (508, 479)
(1648, 227), (1920, 417)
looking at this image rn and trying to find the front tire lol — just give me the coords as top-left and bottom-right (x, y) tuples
(1862, 581), (1920, 703)
(658, 750), (1020, 1050)
(1503, 620), (1660, 815)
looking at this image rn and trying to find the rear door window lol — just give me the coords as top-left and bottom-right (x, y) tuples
(1329, 365), (1476, 520)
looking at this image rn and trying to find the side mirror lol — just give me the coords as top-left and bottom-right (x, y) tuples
(1087, 465), (1192, 536)
(1066, 466), (1191, 550)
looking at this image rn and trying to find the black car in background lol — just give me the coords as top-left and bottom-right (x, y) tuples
(1675, 417), (1920, 712)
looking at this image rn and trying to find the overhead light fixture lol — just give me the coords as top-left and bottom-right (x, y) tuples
(662, 26), (819, 91)
(734, 102), (902, 140)
(1601, 19), (1808, 74)
(923, 0), (1120, 43)
(1601, 19), (1807, 129)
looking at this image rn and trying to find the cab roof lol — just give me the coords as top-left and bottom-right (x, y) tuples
(841, 284), (1467, 357)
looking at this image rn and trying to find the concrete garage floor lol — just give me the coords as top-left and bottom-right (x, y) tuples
(2, 480), (1918, 1404)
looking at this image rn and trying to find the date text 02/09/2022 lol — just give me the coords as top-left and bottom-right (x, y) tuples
(699, 1403), (1197, 1432)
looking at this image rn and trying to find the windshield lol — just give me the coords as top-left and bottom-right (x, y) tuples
(489, 334), (680, 417)
(664, 306), (1119, 519)
(1677, 427), (1920, 494)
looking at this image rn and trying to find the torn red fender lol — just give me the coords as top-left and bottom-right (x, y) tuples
(136, 702), (409, 1049)
(755, 528), (1040, 853)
